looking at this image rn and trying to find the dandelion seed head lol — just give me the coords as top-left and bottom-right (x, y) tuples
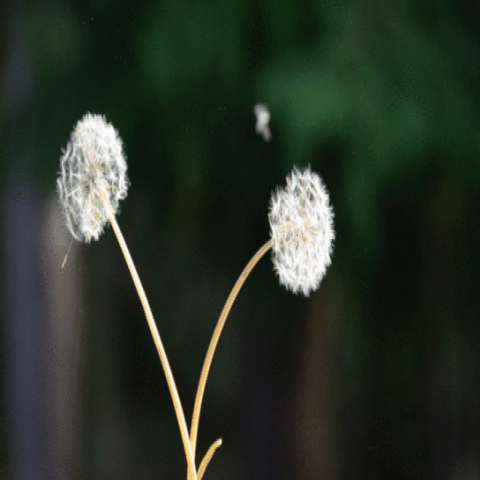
(57, 113), (129, 243)
(268, 166), (334, 296)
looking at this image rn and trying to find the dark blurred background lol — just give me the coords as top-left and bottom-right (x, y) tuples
(1, 0), (480, 479)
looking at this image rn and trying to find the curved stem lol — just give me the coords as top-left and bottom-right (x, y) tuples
(108, 210), (197, 480)
(198, 439), (222, 480)
(190, 240), (272, 456)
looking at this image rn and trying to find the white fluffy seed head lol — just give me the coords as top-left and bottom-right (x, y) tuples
(268, 166), (335, 296)
(57, 113), (129, 243)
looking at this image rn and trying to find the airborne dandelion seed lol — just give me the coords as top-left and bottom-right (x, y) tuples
(254, 103), (272, 142)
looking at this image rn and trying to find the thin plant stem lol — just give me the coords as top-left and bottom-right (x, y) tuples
(189, 240), (272, 457)
(107, 208), (197, 480)
(198, 438), (222, 480)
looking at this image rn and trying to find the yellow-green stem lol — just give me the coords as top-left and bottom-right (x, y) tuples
(190, 240), (272, 457)
(108, 209), (197, 480)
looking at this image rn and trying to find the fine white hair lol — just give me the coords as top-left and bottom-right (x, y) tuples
(269, 166), (334, 296)
(57, 113), (129, 242)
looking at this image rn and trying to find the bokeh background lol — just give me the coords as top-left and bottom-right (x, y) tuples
(2, 0), (480, 478)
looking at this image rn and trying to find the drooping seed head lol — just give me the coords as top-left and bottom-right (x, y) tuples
(57, 113), (129, 242)
(268, 166), (334, 296)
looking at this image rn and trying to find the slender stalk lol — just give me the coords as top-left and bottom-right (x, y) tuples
(190, 240), (272, 456)
(198, 439), (222, 480)
(108, 209), (197, 480)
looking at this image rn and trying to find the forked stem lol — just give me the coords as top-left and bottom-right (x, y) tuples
(190, 240), (272, 458)
(107, 208), (197, 480)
